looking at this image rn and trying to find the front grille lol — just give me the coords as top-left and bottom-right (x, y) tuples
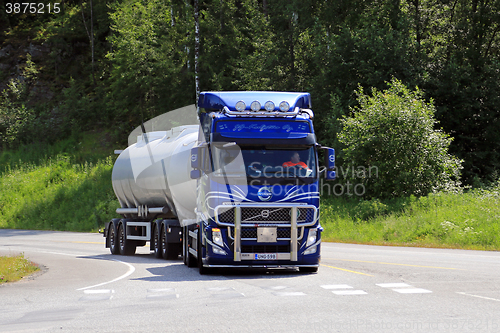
(241, 245), (290, 253)
(230, 227), (291, 239)
(217, 207), (315, 224)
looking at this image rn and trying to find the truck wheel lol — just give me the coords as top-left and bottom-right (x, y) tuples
(299, 267), (318, 273)
(198, 226), (209, 275)
(118, 223), (136, 255)
(108, 223), (119, 255)
(183, 226), (197, 267)
(161, 225), (179, 260)
(153, 225), (162, 259)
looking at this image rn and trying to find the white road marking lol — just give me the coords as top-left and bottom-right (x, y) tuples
(321, 284), (353, 290)
(76, 259), (135, 291)
(332, 290), (368, 295)
(376, 283), (411, 288)
(456, 292), (500, 302)
(393, 288), (432, 294)
(273, 292), (307, 296)
(83, 289), (114, 294)
(266, 286), (288, 290)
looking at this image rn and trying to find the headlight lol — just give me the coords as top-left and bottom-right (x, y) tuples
(306, 228), (317, 247)
(212, 228), (224, 247)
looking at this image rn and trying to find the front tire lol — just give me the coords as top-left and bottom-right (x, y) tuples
(183, 226), (197, 267)
(198, 226), (209, 275)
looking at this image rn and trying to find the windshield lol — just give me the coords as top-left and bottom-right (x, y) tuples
(211, 145), (317, 185)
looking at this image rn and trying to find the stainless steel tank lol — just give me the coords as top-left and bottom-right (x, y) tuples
(112, 125), (199, 225)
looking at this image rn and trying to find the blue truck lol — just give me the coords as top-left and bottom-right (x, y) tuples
(104, 91), (336, 273)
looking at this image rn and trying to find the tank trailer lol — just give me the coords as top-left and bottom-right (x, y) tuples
(104, 91), (336, 273)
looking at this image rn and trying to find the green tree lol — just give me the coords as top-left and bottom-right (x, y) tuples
(338, 78), (462, 198)
(106, 0), (194, 126)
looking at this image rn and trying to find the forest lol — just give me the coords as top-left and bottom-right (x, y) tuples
(1, 0), (499, 186)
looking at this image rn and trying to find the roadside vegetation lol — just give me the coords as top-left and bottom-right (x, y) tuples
(0, 254), (39, 284)
(0, 132), (118, 231)
(320, 188), (500, 250)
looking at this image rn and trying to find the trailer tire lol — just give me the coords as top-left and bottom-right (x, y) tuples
(118, 223), (136, 255)
(161, 225), (179, 260)
(108, 222), (120, 255)
(153, 224), (162, 259)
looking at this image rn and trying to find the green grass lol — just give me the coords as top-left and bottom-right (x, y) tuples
(320, 188), (500, 250)
(0, 254), (40, 284)
(0, 132), (120, 232)
(2, 133), (500, 251)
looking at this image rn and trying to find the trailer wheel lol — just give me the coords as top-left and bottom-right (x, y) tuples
(108, 223), (119, 255)
(153, 225), (162, 259)
(161, 225), (179, 260)
(118, 223), (136, 255)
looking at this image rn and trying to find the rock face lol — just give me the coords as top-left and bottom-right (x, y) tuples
(0, 44), (14, 59)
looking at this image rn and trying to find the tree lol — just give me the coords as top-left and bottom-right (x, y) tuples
(338, 78), (462, 198)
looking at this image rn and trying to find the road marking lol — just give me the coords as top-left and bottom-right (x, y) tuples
(457, 292), (500, 302)
(327, 259), (459, 270)
(273, 292), (307, 296)
(321, 284), (353, 290)
(393, 288), (432, 294)
(76, 259), (135, 291)
(376, 283), (411, 288)
(320, 264), (374, 276)
(147, 288), (179, 300)
(332, 290), (368, 296)
(83, 289), (114, 294)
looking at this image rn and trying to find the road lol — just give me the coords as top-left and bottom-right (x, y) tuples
(1, 229), (500, 332)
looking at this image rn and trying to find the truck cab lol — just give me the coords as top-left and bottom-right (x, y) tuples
(189, 91), (335, 272)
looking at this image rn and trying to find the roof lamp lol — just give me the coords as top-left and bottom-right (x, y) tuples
(235, 101), (246, 112)
(264, 101), (275, 112)
(279, 101), (290, 112)
(250, 101), (261, 112)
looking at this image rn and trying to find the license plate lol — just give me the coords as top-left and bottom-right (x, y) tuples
(255, 253), (277, 260)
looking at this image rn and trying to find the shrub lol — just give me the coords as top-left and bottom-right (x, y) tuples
(338, 78), (463, 198)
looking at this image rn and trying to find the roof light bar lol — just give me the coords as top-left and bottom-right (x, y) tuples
(235, 101), (246, 112)
(250, 101), (261, 112)
(264, 101), (275, 111)
(279, 101), (290, 112)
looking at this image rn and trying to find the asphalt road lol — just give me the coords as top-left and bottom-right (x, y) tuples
(1, 229), (500, 333)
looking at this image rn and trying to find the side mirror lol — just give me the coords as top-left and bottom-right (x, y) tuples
(325, 148), (335, 170)
(319, 146), (336, 181)
(191, 146), (201, 169)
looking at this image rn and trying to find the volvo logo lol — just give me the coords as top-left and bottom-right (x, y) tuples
(257, 187), (273, 201)
(261, 210), (270, 218)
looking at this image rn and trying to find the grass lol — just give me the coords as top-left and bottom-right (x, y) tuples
(1, 132), (500, 251)
(320, 187), (500, 250)
(0, 254), (40, 284)
(0, 131), (120, 232)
